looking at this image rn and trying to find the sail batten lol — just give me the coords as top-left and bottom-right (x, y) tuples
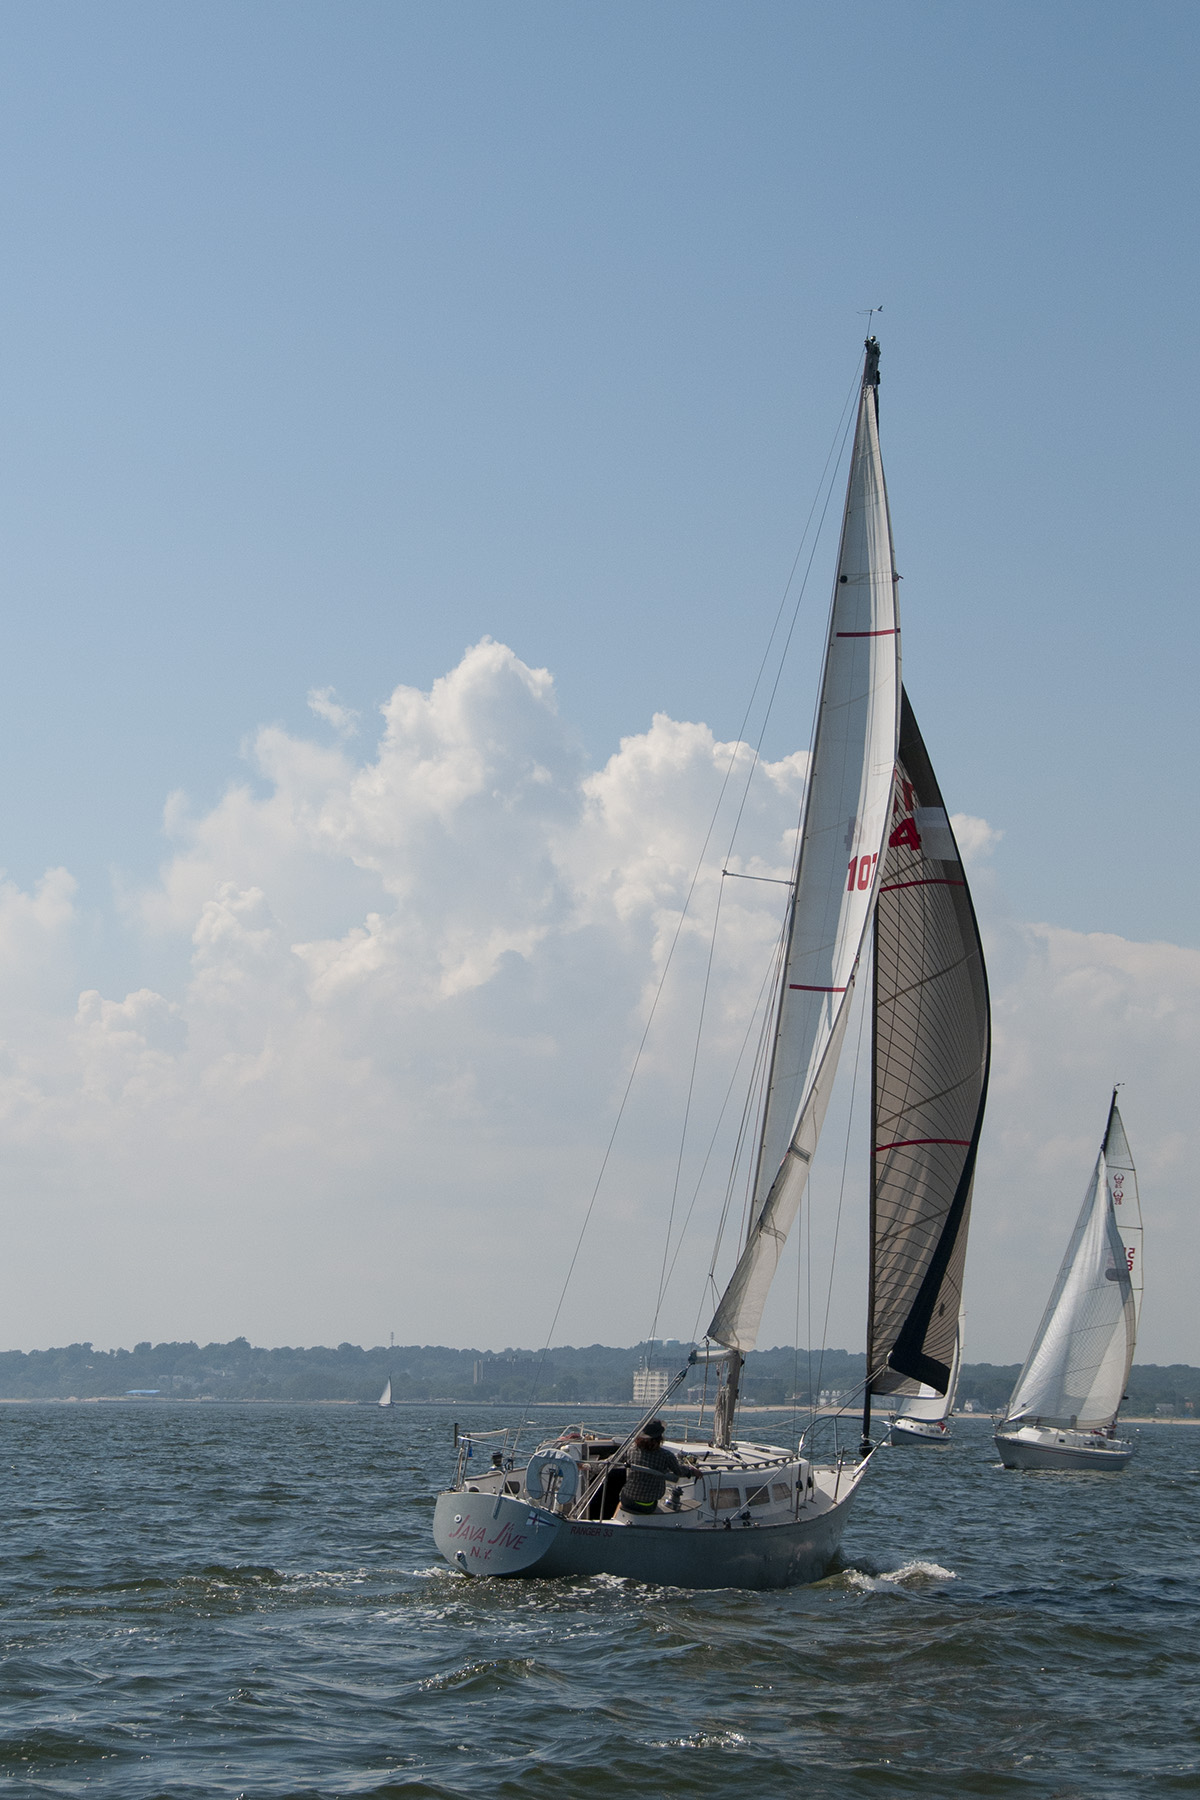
(866, 694), (990, 1397)
(707, 345), (900, 1354)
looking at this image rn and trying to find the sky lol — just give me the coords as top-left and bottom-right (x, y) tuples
(0, 2), (1196, 1364)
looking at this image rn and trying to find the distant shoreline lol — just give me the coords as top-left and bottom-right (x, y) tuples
(0, 1395), (1193, 1425)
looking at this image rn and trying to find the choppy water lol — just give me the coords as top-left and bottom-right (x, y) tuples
(1, 1404), (1197, 1798)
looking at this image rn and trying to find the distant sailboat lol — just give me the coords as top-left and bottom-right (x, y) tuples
(995, 1093), (1142, 1471)
(888, 1310), (964, 1445)
(378, 1378), (393, 1408)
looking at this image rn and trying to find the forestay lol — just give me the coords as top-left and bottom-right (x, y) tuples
(866, 695), (991, 1396)
(1005, 1108), (1137, 1430)
(708, 343), (900, 1354)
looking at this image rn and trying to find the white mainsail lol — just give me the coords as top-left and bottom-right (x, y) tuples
(708, 341), (900, 1353)
(378, 1378), (393, 1407)
(1004, 1096), (1138, 1432)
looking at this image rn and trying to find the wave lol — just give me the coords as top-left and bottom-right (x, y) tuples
(844, 1558), (957, 1592)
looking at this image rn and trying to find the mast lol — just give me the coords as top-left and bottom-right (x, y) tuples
(706, 337), (900, 1440)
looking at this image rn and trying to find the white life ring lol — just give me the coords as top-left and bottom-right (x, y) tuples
(524, 1449), (579, 1504)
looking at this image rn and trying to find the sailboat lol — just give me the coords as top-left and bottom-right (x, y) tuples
(432, 338), (991, 1589)
(995, 1093), (1142, 1471)
(888, 1309), (964, 1444)
(379, 1332), (395, 1407)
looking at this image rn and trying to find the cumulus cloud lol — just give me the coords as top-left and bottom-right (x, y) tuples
(950, 813), (1002, 862)
(307, 686), (360, 736)
(0, 640), (1192, 1365)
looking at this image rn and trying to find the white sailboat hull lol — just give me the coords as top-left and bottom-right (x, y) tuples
(994, 1425), (1133, 1471)
(434, 1449), (871, 1591)
(889, 1414), (951, 1446)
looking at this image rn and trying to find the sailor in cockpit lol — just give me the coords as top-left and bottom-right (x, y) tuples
(617, 1418), (700, 1516)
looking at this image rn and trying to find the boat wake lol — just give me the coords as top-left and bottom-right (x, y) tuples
(844, 1559), (956, 1592)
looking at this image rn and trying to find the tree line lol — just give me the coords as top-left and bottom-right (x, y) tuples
(0, 1338), (1193, 1415)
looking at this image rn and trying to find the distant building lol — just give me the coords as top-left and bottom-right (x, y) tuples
(632, 1365), (670, 1407)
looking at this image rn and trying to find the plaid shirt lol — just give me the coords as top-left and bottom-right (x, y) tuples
(620, 1443), (686, 1506)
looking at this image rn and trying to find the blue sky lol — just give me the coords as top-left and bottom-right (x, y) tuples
(0, 3), (1196, 1359)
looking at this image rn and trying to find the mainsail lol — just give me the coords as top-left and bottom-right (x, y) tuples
(866, 695), (991, 1401)
(1003, 1097), (1138, 1431)
(708, 339), (900, 1354)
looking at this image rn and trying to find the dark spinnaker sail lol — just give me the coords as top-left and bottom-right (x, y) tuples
(866, 690), (990, 1398)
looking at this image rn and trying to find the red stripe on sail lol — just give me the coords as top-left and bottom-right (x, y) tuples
(879, 877), (966, 893)
(788, 984), (847, 992)
(874, 1137), (971, 1154)
(836, 629), (897, 638)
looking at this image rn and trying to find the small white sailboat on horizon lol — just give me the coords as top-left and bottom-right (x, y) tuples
(379, 1332), (395, 1407)
(888, 1309), (964, 1445)
(433, 338), (991, 1589)
(995, 1092), (1142, 1471)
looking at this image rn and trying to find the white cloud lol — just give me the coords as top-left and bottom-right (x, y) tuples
(950, 812), (1002, 862)
(0, 641), (1193, 1368)
(306, 686), (360, 736)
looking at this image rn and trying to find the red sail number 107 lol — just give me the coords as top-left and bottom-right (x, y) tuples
(847, 854), (878, 893)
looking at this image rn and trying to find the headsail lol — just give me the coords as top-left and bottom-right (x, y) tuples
(708, 340), (900, 1354)
(1003, 1099), (1137, 1431)
(894, 1308), (964, 1423)
(866, 694), (991, 1398)
(1103, 1095), (1142, 1334)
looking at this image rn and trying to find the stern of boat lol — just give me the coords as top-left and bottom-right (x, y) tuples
(433, 1489), (562, 1575)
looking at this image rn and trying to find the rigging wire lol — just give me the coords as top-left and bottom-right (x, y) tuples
(649, 874), (727, 1350)
(655, 355), (867, 1348)
(806, 1161), (814, 1430)
(665, 921), (789, 1345)
(698, 920), (787, 1321)
(514, 350), (867, 1445)
(790, 1178), (804, 1444)
(719, 372), (861, 875)
(812, 944), (872, 1415)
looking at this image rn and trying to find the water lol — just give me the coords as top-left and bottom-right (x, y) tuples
(2, 1405), (1197, 1798)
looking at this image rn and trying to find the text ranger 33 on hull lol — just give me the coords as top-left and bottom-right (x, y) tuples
(995, 1092), (1142, 1472)
(433, 339), (991, 1588)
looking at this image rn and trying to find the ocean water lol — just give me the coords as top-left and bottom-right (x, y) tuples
(1, 1404), (1197, 1799)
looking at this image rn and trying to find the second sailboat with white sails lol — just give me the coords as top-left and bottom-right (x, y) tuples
(433, 338), (991, 1588)
(995, 1093), (1142, 1471)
